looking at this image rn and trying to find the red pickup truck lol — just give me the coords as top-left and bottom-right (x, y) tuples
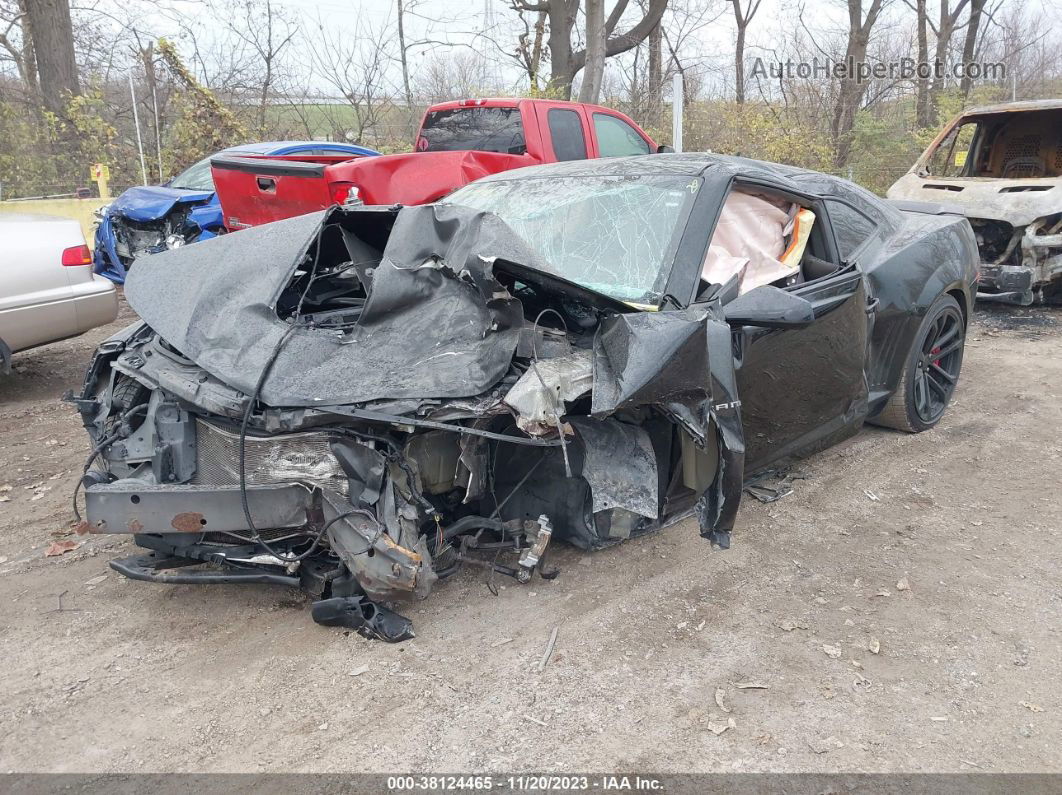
(211, 98), (664, 229)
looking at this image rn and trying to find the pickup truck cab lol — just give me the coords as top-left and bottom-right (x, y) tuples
(211, 98), (662, 229)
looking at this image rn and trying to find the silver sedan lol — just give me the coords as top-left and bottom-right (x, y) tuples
(0, 212), (118, 373)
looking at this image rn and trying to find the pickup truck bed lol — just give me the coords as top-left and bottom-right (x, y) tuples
(212, 98), (660, 230)
(213, 150), (529, 228)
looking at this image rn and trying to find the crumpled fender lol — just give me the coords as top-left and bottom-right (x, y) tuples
(187, 200), (224, 235)
(93, 213), (127, 284)
(589, 307), (746, 545)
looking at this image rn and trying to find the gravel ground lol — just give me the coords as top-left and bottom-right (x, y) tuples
(0, 295), (1059, 773)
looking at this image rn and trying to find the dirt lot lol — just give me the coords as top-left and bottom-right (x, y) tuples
(1, 294), (1060, 774)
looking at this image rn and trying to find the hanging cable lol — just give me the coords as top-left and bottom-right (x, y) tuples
(530, 308), (573, 478)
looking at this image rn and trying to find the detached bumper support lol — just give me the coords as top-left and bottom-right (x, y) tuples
(83, 482), (313, 535)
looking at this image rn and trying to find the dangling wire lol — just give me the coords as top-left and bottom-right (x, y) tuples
(530, 307), (573, 479)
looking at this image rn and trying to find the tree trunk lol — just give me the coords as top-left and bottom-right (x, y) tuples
(23, 0), (80, 117)
(915, 0), (931, 127)
(529, 11), (547, 93)
(578, 0), (606, 102)
(396, 0), (416, 136)
(735, 23), (746, 103)
(14, 0), (40, 104)
(545, 0), (668, 101)
(546, 0), (578, 99)
(959, 0), (986, 100)
(831, 0), (883, 168)
(927, 0), (969, 122)
(647, 22), (662, 125)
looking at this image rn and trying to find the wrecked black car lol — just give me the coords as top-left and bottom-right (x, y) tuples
(71, 154), (977, 640)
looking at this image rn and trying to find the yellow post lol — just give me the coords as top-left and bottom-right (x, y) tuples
(91, 163), (111, 200)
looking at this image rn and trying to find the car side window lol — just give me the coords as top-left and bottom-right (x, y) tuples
(593, 113), (651, 157)
(823, 199), (879, 261)
(548, 108), (588, 161)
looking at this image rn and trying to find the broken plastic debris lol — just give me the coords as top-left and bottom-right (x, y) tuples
(1020, 701), (1044, 713)
(822, 644), (842, 659)
(348, 665), (370, 677)
(732, 681), (769, 689)
(869, 637), (881, 654)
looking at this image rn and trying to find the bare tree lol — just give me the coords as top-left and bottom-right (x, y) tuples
(958, 0), (986, 99)
(396, 0), (416, 133)
(307, 13), (398, 147)
(511, 0), (669, 100)
(513, 4), (548, 92)
(731, 0), (763, 103)
(209, 0), (298, 134)
(927, 0), (970, 116)
(830, 0), (890, 167)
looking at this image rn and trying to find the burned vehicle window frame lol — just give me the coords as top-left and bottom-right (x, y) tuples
(417, 107), (527, 155)
(887, 101), (1062, 305)
(71, 154), (978, 641)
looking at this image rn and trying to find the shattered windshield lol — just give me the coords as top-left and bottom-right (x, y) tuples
(444, 174), (699, 304)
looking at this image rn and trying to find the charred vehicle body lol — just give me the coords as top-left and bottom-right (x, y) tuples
(888, 100), (1062, 305)
(72, 155), (977, 640)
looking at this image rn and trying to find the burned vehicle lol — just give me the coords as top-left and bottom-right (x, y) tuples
(888, 99), (1062, 304)
(71, 155), (977, 640)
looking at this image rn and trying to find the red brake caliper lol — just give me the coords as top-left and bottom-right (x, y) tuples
(931, 345), (941, 367)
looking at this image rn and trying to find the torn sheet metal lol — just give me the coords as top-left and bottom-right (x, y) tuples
(504, 350), (593, 433)
(124, 204), (545, 406)
(591, 309), (713, 422)
(569, 417), (658, 519)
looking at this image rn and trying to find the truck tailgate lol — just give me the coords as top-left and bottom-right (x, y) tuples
(211, 154), (365, 229)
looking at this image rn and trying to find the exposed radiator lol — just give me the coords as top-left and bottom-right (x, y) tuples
(192, 420), (348, 495)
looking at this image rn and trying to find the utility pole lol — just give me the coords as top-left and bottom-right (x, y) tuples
(672, 72), (684, 152)
(129, 73), (149, 185)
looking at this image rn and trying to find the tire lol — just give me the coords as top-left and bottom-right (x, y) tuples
(873, 294), (965, 433)
(104, 375), (150, 434)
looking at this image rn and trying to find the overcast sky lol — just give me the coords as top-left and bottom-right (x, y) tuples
(115, 0), (1058, 98)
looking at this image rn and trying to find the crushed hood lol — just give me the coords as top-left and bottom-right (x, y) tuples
(109, 186), (215, 222)
(124, 203), (552, 406)
(888, 173), (1060, 226)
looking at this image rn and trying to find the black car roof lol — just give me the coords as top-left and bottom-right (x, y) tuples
(475, 152), (822, 180)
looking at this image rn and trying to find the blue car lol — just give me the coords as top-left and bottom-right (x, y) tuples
(93, 141), (378, 283)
